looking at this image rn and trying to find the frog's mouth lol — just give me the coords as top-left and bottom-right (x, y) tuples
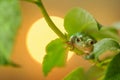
(73, 44), (94, 54)
(83, 47), (93, 54)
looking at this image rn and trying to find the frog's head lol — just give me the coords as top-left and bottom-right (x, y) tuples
(69, 32), (96, 54)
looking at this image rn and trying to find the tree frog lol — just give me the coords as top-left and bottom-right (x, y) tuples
(69, 32), (96, 55)
(69, 33), (120, 63)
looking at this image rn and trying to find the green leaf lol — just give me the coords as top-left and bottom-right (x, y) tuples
(85, 65), (104, 80)
(86, 38), (120, 62)
(104, 53), (120, 80)
(64, 8), (99, 36)
(64, 67), (85, 80)
(43, 39), (67, 76)
(0, 0), (21, 66)
(91, 27), (120, 41)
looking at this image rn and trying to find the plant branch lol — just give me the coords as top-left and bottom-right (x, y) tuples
(24, 0), (36, 3)
(25, 0), (67, 41)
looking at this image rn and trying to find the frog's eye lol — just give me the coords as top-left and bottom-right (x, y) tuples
(89, 40), (94, 45)
(76, 38), (81, 43)
(88, 40), (96, 45)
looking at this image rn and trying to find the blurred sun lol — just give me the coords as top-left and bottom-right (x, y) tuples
(26, 16), (73, 63)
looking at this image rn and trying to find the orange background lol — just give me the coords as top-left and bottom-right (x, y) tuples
(0, 0), (120, 80)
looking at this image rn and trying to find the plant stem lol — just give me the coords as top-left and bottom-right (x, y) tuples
(24, 0), (36, 3)
(33, 0), (67, 41)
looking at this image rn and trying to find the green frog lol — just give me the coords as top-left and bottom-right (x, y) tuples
(69, 32), (96, 55)
(69, 33), (120, 63)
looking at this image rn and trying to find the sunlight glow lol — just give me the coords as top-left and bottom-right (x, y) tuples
(26, 16), (73, 63)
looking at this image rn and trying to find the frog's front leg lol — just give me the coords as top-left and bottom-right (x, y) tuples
(84, 53), (111, 67)
(84, 53), (95, 60)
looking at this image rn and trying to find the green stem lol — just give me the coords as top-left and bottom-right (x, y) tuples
(24, 0), (36, 3)
(32, 0), (67, 41)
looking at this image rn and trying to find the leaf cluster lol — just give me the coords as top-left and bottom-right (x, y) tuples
(42, 7), (120, 80)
